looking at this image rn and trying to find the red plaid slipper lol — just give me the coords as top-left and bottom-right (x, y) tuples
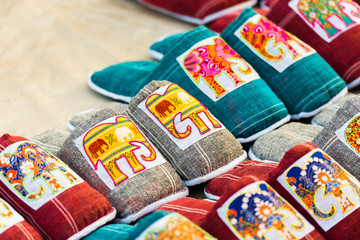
(204, 160), (278, 200)
(267, 142), (360, 239)
(158, 197), (215, 226)
(0, 134), (116, 240)
(0, 198), (43, 240)
(266, 0), (360, 89)
(201, 176), (325, 239)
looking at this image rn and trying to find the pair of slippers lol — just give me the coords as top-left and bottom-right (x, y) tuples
(89, 8), (347, 144)
(57, 80), (248, 223)
(0, 134), (116, 240)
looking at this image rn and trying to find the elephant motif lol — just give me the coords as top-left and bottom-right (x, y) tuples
(285, 150), (360, 220)
(0, 142), (81, 202)
(88, 138), (109, 158)
(0, 199), (13, 230)
(225, 182), (306, 240)
(240, 15), (313, 62)
(115, 126), (135, 142)
(344, 115), (360, 155)
(183, 37), (254, 99)
(146, 84), (222, 141)
(155, 100), (176, 118)
(83, 116), (157, 187)
(291, 0), (360, 41)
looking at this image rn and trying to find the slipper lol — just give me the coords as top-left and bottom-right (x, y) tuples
(311, 92), (357, 127)
(220, 8), (348, 119)
(57, 108), (188, 224)
(249, 122), (323, 162)
(266, 0), (360, 89)
(0, 198), (43, 240)
(312, 95), (360, 179)
(127, 210), (216, 239)
(66, 102), (129, 131)
(158, 197), (215, 226)
(204, 160), (279, 200)
(267, 142), (360, 239)
(137, 0), (257, 25)
(89, 26), (290, 143)
(30, 128), (70, 155)
(83, 224), (135, 240)
(201, 176), (323, 240)
(0, 134), (116, 240)
(127, 80), (247, 186)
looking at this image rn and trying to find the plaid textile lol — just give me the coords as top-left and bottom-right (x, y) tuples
(0, 134), (116, 240)
(127, 80), (246, 185)
(266, 0), (360, 88)
(312, 96), (360, 179)
(220, 8), (347, 117)
(267, 142), (360, 239)
(0, 198), (43, 240)
(201, 176), (324, 239)
(57, 108), (188, 223)
(158, 197), (215, 226)
(204, 160), (279, 199)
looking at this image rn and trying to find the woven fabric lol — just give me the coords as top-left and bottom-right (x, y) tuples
(267, 142), (360, 239)
(0, 198), (43, 240)
(205, 160), (279, 199)
(251, 122), (323, 162)
(0, 134), (116, 240)
(220, 8), (347, 117)
(127, 210), (216, 239)
(201, 176), (324, 240)
(56, 108), (188, 223)
(312, 96), (360, 179)
(311, 93), (357, 127)
(266, 0), (360, 88)
(128, 80), (246, 184)
(83, 224), (135, 240)
(29, 129), (70, 155)
(146, 26), (290, 141)
(158, 197), (215, 226)
(149, 32), (185, 61)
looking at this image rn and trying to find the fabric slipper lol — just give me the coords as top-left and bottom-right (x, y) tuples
(137, 0), (257, 25)
(220, 8), (348, 119)
(266, 0), (360, 89)
(204, 160), (279, 200)
(201, 176), (323, 240)
(312, 95), (360, 179)
(83, 224), (135, 240)
(0, 134), (116, 240)
(249, 122), (323, 162)
(0, 198), (43, 240)
(67, 102), (129, 131)
(89, 26), (291, 143)
(127, 210), (216, 239)
(30, 128), (70, 155)
(311, 92), (357, 127)
(57, 108), (188, 224)
(127, 80), (247, 186)
(267, 142), (360, 239)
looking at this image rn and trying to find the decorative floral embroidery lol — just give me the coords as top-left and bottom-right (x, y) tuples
(0, 142), (82, 205)
(145, 84), (222, 143)
(181, 37), (255, 100)
(143, 214), (215, 240)
(82, 116), (159, 187)
(289, 0), (360, 42)
(344, 115), (360, 154)
(285, 150), (360, 220)
(225, 182), (307, 239)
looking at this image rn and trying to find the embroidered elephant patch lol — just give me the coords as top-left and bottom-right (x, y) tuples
(279, 149), (360, 231)
(0, 142), (82, 209)
(217, 181), (314, 239)
(289, 0), (360, 42)
(142, 84), (223, 150)
(78, 116), (165, 189)
(237, 14), (314, 72)
(177, 36), (260, 101)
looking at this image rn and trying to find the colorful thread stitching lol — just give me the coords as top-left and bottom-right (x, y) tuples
(344, 115), (360, 155)
(0, 199), (13, 230)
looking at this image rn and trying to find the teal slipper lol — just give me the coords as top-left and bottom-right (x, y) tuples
(88, 26), (290, 143)
(83, 224), (135, 240)
(149, 32), (186, 61)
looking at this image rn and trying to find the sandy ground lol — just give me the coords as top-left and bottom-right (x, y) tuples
(0, 0), (195, 138)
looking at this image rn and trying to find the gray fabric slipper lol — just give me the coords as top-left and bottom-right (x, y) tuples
(30, 128), (70, 155)
(249, 122), (323, 162)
